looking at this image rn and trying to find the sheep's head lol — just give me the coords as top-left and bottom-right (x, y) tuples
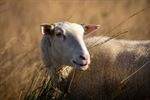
(40, 22), (99, 70)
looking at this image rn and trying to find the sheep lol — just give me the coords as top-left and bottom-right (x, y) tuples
(40, 21), (150, 100)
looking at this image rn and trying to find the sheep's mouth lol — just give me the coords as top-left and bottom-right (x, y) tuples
(72, 60), (87, 66)
(72, 60), (89, 70)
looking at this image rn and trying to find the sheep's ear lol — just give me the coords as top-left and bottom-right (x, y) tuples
(40, 23), (55, 35)
(82, 24), (100, 35)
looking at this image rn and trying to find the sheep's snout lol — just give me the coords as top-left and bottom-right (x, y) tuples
(71, 53), (90, 70)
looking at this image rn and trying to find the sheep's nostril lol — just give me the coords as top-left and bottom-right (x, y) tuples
(79, 55), (87, 60)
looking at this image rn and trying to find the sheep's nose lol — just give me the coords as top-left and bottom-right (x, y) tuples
(79, 55), (88, 60)
(79, 54), (90, 65)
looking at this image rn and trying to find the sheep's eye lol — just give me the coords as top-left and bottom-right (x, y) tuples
(56, 31), (66, 40)
(55, 28), (66, 40)
(56, 32), (62, 37)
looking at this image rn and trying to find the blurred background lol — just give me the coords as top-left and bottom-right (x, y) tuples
(0, 0), (150, 99)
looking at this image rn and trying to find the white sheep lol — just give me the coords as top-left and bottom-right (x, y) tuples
(40, 21), (150, 100)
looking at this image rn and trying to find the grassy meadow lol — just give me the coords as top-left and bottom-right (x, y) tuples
(0, 0), (150, 99)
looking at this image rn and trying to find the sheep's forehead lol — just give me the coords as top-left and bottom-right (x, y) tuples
(54, 22), (84, 35)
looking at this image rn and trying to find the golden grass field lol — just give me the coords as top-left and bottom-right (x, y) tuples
(0, 0), (150, 99)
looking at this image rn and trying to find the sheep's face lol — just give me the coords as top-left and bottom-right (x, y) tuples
(41, 22), (99, 70)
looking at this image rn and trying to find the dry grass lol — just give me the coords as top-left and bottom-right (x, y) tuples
(0, 0), (150, 100)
